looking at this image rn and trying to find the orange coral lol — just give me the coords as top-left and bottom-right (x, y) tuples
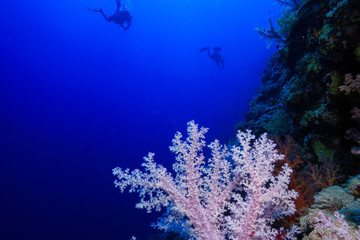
(273, 135), (303, 172)
(305, 159), (343, 190)
(272, 136), (311, 221)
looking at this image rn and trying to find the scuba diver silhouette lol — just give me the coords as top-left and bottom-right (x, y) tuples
(200, 47), (224, 69)
(87, 0), (132, 31)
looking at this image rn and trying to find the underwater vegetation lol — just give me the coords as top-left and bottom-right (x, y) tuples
(300, 175), (360, 239)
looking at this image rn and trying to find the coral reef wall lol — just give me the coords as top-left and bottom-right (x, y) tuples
(243, 0), (360, 175)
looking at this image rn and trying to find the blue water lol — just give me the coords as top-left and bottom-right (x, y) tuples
(1, 0), (280, 239)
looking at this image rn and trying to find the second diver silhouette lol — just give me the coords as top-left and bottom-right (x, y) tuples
(87, 0), (132, 31)
(200, 47), (224, 69)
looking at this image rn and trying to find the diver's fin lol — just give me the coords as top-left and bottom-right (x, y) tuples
(200, 47), (209, 53)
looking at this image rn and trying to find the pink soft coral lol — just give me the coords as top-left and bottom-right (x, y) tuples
(113, 121), (299, 239)
(313, 211), (360, 240)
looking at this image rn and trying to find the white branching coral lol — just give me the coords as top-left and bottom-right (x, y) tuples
(113, 121), (299, 240)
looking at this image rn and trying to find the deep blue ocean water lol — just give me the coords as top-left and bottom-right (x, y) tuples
(1, 0), (281, 239)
